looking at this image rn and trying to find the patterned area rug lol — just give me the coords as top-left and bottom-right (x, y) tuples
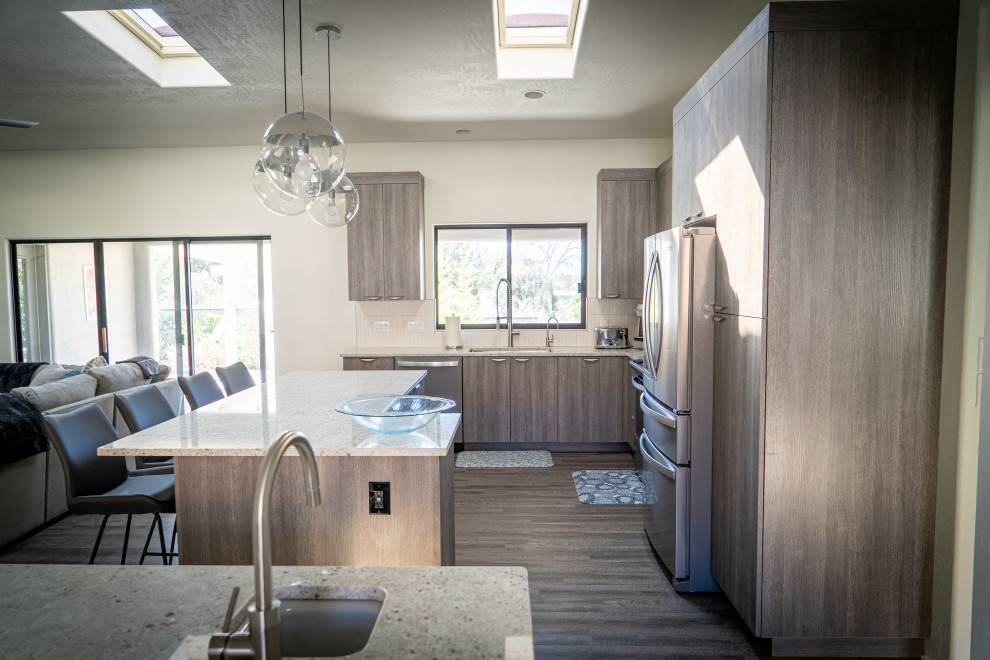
(572, 469), (652, 504)
(455, 450), (554, 468)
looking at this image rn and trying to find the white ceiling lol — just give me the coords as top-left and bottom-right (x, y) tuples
(0, 0), (770, 151)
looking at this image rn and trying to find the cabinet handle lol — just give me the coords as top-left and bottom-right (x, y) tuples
(604, 294), (621, 299)
(514, 358), (531, 362)
(365, 296), (382, 301)
(490, 358), (507, 362)
(360, 358), (377, 362)
(713, 315), (726, 323)
(683, 212), (704, 225)
(582, 358), (599, 362)
(387, 296), (404, 300)
(712, 304), (727, 311)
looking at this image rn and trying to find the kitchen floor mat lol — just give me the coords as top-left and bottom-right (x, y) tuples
(455, 450), (554, 468)
(572, 469), (652, 504)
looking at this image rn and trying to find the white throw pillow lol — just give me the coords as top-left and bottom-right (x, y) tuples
(29, 363), (69, 386)
(87, 363), (150, 395)
(10, 374), (98, 412)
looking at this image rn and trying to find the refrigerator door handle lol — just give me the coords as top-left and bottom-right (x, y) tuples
(640, 391), (677, 430)
(639, 432), (676, 479)
(644, 250), (662, 380)
(631, 374), (645, 392)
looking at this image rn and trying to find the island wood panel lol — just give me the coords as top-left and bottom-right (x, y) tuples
(673, 35), (770, 319)
(598, 176), (653, 300)
(175, 450), (454, 567)
(556, 357), (624, 443)
(346, 183), (385, 301)
(382, 182), (424, 301)
(342, 357), (395, 371)
(462, 357), (510, 444)
(710, 313), (766, 636)
(760, 26), (955, 640)
(509, 357), (558, 443)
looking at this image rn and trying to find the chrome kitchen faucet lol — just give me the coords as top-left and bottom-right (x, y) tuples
(495, 278), (518, 348)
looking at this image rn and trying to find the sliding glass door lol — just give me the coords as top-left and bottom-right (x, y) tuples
(11, 237), (273, 382)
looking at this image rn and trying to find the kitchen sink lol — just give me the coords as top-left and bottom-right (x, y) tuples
(227, 585), (386, 658)
(468, 346), (551, 352)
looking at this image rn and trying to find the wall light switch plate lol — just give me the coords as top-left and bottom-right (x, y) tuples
(369, 481), (390, 515)
(407, 321), (424, 333)
(373, 321), (390, 333)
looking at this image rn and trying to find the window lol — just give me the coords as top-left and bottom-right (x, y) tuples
(491, 0), (589, 79)
(10, 238), (273, 384)
(435, 224), (586, 329)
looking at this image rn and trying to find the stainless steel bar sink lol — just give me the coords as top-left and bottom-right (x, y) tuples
(468, 346), (551, 352)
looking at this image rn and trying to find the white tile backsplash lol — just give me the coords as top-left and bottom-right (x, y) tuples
(355, 298), (641, 350)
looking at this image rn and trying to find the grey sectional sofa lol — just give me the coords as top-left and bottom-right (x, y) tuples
(0, 362), (184, 547)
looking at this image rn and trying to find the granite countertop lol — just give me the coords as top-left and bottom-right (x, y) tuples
(0, 564), (533, 660)
(343, 346), (645, 360)
(100, 370), (459, 458)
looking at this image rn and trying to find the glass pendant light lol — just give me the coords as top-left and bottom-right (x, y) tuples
(256, 0), (347, 205)
(307, 25), (359, 228)
(253, 159), (307, 215)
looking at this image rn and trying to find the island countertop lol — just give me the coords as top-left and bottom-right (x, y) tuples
(99, 370), (459, 457)
(0, 564), (533, 660)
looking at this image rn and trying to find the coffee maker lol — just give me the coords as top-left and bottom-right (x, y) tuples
(635, 303), (643, 342)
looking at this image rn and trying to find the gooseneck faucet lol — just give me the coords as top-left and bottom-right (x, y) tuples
(546, 315), (559, 348)
(208, 430), (321, 660)
(496, 278), (516, 348)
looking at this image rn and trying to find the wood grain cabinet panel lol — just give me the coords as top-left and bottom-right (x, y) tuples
(346, 172), (425, 301)
(597, 169), (656, 300)
(462, 357), (510, 444)
(509, 357), (557, 444)
(342, 357), (395, 371)
(556, 357), (624, 443)
(679, 2), (958, 649)
(655, 158), (673, 234)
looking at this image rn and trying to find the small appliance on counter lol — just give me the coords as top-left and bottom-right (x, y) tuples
(634, 303), (643, 342)
(594, 326), (629, 349)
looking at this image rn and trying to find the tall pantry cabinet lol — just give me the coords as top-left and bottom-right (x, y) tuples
(672, 1), (958, 654)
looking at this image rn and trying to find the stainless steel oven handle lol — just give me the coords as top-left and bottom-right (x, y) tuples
(640, 391), (677, 429)
(639, 432), (676, 479)
(631, 375), (645, 392)
(395, 360), (460, 368)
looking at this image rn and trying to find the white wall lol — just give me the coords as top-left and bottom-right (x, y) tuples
(0, 138), (667, 372)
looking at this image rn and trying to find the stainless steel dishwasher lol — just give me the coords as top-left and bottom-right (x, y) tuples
(395, 357), (463, 448)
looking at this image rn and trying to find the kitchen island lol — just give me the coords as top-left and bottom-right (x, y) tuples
(0, 564), (533, 659)
(100, 370), (458, 567)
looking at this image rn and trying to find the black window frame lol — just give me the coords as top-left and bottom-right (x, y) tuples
(9, 235), (272, 379)
(433, 223), (587, 330)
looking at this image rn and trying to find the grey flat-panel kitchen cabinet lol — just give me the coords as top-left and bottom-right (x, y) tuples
(678, 1), (958, 652)
(342, 357), (395, 371)
(597, 168), (657, 300)
(346, 172), (425, 302)
(556, 356), (624, 443)
(462, 356), (510, 444)
(509, 356), (557, 444)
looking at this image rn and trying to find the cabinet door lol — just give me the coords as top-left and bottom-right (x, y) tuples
(462, 357), (510, 444)
(383, 183), (424, 301)
(347, 184), (385, 301)
(509, 357), (557, 443)
(556, 357), (624, 443)
(710, 313), (765, 636)
(342, 357), (395, 371)
(598, 176), (653, 300)
(672, 36), (770, 319)
(655, 158), (672, 234)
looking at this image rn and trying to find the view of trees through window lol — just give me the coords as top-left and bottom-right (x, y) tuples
(435, 225), (585, 328)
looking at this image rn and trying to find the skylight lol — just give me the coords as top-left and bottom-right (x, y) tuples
(63, 8), (229, 88)
(492, 0), (589, 79)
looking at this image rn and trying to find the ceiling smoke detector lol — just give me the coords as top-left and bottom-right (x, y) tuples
(523, 90), (545, 100)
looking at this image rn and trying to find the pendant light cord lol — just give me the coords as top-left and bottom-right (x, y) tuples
(326, 30), (332, 122)
(298, 0), (306, 114)
(281, 0), (287, 114)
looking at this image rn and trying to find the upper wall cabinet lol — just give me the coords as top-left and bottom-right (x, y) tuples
(346, 172), (425, 301)
(597, 165), (669, 300)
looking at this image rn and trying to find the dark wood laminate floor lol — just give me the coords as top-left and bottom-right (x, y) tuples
(1, 452), (770, 658)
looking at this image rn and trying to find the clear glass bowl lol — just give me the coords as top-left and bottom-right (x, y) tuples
(335, 396), (455, 434)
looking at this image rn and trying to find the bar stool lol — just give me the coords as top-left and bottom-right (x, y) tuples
(177, 372), (225, 410)
(114, 385), (176, 470)
(216, 361), (256, 396)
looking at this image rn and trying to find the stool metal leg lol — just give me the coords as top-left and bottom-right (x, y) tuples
(120, 514), (133, 565)
(89, 514), (111, 565)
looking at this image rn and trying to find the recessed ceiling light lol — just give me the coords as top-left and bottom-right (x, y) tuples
(523, 90), (545, 99)
(455, 129), (472, 135)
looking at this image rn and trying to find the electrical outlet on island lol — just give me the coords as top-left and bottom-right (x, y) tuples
(373, 321), (390, 333)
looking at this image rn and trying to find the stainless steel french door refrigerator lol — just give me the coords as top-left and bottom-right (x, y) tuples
(640, 223), (718, 592)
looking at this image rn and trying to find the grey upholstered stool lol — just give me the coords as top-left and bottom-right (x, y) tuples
(177, 372), (225, 410)
(114, 385), (176, 470)
(215, 361), (256, 396)
(44, 403), (176, 565)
